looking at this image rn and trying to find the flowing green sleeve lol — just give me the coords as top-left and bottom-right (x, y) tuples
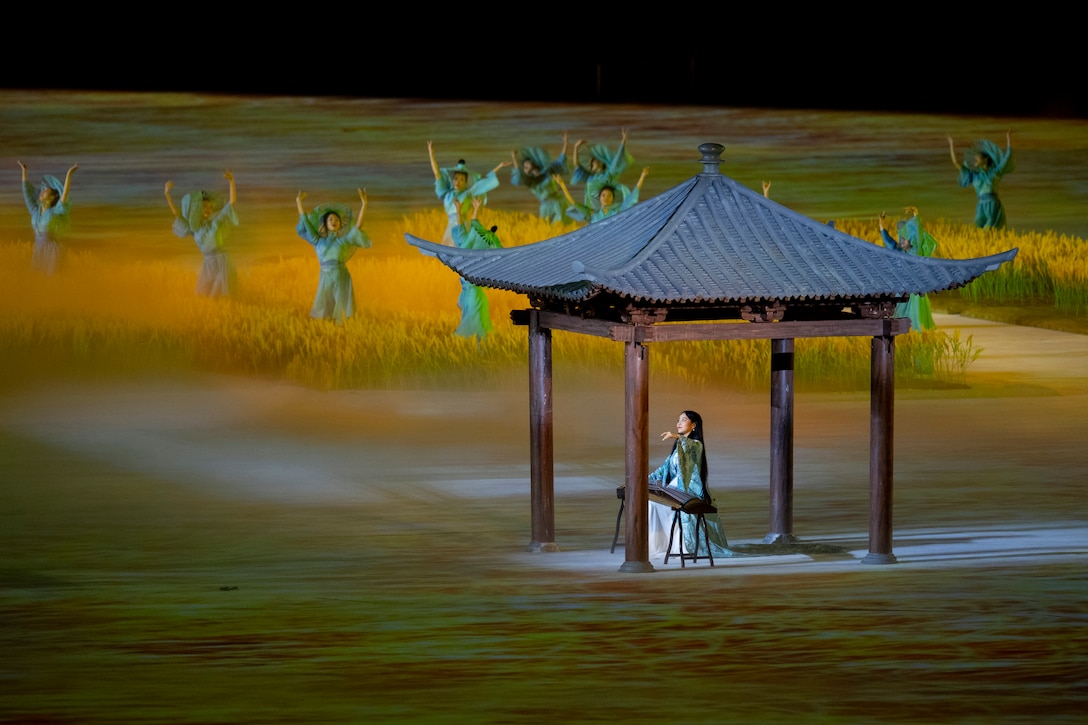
(22, 180), (37, 215)
(343, 227), (372, 250)
(674, 437), (703, 492)
(296, 213), (320, 245)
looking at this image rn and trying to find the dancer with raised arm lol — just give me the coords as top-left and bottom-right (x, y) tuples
(165, 170), (239, 298)
(19, 161), (77, 274)
(510, 133), (572, 223)
(428, 140), (511, 246)
(556, 167), (648, 223)
(295, 188), (371, 322)
(571, 129), (633, 207)
(947, 131), (1014, 230)
(878, 207), (938, 332)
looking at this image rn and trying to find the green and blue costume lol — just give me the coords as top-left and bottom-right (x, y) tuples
(297, 204), (371, 322)
(23, 176), (70, 275)
(173, 191), (239, 298)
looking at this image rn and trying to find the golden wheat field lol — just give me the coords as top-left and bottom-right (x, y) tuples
(2, 91), (1086, 724)
(8, 206), (1084, 393)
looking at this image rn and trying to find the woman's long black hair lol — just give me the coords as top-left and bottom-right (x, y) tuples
(679, 409), (709, 496)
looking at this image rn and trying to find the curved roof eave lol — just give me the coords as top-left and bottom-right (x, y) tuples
(404, 143), (1020, 306)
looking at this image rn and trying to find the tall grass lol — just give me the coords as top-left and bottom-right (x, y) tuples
(4, 209), (1075, 393)
(837, 217), (1088, 315)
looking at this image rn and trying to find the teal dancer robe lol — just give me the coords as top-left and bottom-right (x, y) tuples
(566, 184), (639, 223)
(571, 140), (633, 206)
(958, 138), (1014, 230)
(511, 147), (571, 223)
(297, 209), (372, 322)
(173, 192), (239, 298)
(435, 165), (500, 246)
(23, 176), (70, 275)
(453, 220), (501, 340)
(881, 216), (937, 332)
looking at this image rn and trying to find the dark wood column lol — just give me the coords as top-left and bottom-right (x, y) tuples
(620, 339), (654, 573)
(863, 332), (897, 564)
(527, 310), (558, 552)
(766, 337), (798, 544)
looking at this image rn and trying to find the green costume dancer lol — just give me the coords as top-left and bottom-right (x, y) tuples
(879, 208), (937, 332)
(511, 133), (572, 223)
(557, 167), (649, 224)
(295, 188), (371, 323)
(18, 161), (77, 275)
(165, 171), (239, 298)
(571, 129), (634, 207)
(948, 132), (1014, 230)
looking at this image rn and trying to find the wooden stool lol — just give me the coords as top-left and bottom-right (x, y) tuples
(664, 498), (717, 568)
(610, 485), (625, 553)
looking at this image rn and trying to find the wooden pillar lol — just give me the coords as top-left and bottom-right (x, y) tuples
(863, 332), (897, 564)
(527, 310), (559, 552)
(765, 338), (798, 544)
(620, 339), (654, 573)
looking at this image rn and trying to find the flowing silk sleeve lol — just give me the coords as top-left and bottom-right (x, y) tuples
(435, 174), (452, 199)
(674, 437), (703, 492)
(468, 170), (500, 197)
(993, 142), (1015, 177)
(214, 202), (239, 228)
(342, 227), (372, 251)
(22, 180), (37, 216)
(880, 228), (897, 250)
(958, 163), (974, 189)
(510, 164), (526, 188)
(918, 228), (938, 258)
(172, 216), (193, 239)
(609, 139), (632, 177)
(566, 202), (591, 222)
(549, 152), (570, 177)
(296, 213), (320, 246)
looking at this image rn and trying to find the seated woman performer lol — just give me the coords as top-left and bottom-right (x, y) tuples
(647, 410), (736, 559)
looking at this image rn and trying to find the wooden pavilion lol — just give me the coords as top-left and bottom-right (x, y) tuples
(406, 143), (1018, 573)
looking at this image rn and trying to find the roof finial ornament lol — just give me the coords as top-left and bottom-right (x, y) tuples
(698, 143), (725, 176)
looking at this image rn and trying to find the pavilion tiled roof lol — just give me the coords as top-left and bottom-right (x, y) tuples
(405, 143), (1018, 306)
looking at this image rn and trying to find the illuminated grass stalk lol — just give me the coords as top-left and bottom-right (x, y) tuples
(2, 211), (1079, 392)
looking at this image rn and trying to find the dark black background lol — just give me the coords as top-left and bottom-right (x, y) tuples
(1, 18), (1079, 119)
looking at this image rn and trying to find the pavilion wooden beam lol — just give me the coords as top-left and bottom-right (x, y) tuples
(863, 329), (898, 564)
(515, 310), (910, 342)
(527, 310), (558, 552)
(627, 318), (909, 342)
